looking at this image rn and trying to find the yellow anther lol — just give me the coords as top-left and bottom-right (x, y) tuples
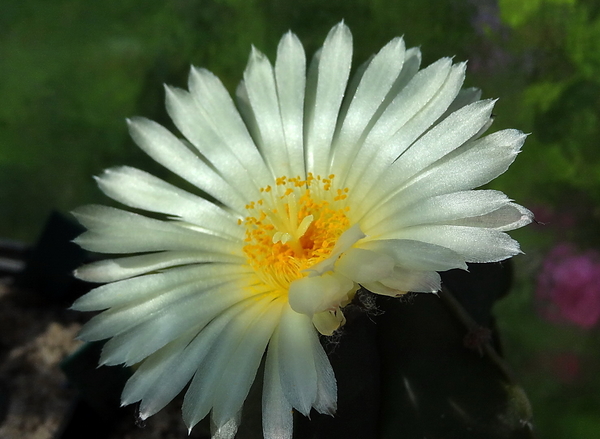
(242, 175), (351, 294)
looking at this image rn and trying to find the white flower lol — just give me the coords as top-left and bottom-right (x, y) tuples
(72, 22), (532, 439)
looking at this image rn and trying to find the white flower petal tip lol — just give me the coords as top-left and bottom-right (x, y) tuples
(71, 22), (532, 437)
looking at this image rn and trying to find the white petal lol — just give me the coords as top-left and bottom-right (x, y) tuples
(288, 272), (353, 315)
(304, 22), (353, 176)
(311, 328), (337, 415)
(330, 37), (406, 176)
(187, 67), (271, 186)
(312, 309), (346, 336)
(361, 51), (444, 151)
(307, 223), (365, 275)
(211, 414), (241, 439)
(121, 327), (198, 411)
(164, 85), (264, 200)
(96, 166), (242, 239)
(74, 251), (244, 284)
(243, 47), (292, 177)
(127, 117), (246, 212)
(335, 248), (395, 284)
(212, 299), (283, 427)
(343, 57), (456, 190)
(363, 189), (512, 235)
(360, 129), (527, 222)
(79, 275), (247, 341)
(348, 63), (468, 211)
(446, 202), (534, 231)
(277, 305), (318, 415)
(73, 263), (247, 312)
(387, 46), (423, 98)
(126, 300), (249, 419)
(182, 295), (274, 430)
(73, 205), (241, 255)
(359, 239), (467, 272)
(275, 31), (307, 178)
(262, 329), (293, 439)
(359, 281), (406, 297)
(98, 279), (255, 366)
(441, 87), (482, 118)
(379, 266), (441, 293)
(346, 46), (421, 142)
(387, 99), (497, 184)
(385, 225), (522, 263)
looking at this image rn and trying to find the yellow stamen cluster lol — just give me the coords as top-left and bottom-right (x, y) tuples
(242, 174), (350, 293)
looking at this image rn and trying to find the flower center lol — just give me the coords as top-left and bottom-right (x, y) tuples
(241, 174), (350, 294)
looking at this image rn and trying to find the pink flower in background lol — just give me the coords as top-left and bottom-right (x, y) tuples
(536, 244), (600, 329)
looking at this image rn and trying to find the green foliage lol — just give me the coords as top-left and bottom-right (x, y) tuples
(565, 5), (600, 79)
(499, 0), (577, 28)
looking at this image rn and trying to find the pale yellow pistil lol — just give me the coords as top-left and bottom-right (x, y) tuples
(241, 174), (350, 294)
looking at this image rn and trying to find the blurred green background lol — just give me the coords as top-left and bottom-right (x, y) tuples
(2, 0), (600, 437)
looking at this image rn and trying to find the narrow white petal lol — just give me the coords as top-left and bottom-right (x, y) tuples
(386, 46), (423, 99)
(211, 414), (241, 439)
(379, 266), (441, 293)
(99, 279), (255, 366)
(243, 47), (292, 177)
(288, 272), (353, 315)
(389, 99), (497, 182)
(132, 301), (247, 419)
(348, 62), (467, 209)
(312, 309), (346, 336)
(333, 46), (419, 186)
(363, 189), (512, 235)
(441, 87), (482, 118)
(304, 22), (353, 176)
(341, 57), (452, 189)
(234, 82), (266, 174)
(311, 332), (337, 415)
(275, 31), (307, 178)
(359, 281), (406, 297)
(262, 329), (293, 439)
(182, 296), (274, 430)
(366, 55), (450, 150)
(359, 239), (467, 272)
(334, 54), (374, 131)
(127, 117), (246, 212)
(74, 251), (244, 284)
(96, 166), (242, 239)
(121, 327), (198, 410)
(73, 205), (241, 255)
(187, 67), (271, 186)
(80, 273), (245, 342)
(277, 305), (318, 415)
(164, 86), (264, 200)
(385, 225), (523, 263)
(212, 299), (283, 427)
(307, 223), (365, 275)
(359, 129), (527, 222)
(73, 263), (247, 311)
(330, 37), (406, 176)
(445, 202), (534, 231)
(335, 248), (395, 284)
